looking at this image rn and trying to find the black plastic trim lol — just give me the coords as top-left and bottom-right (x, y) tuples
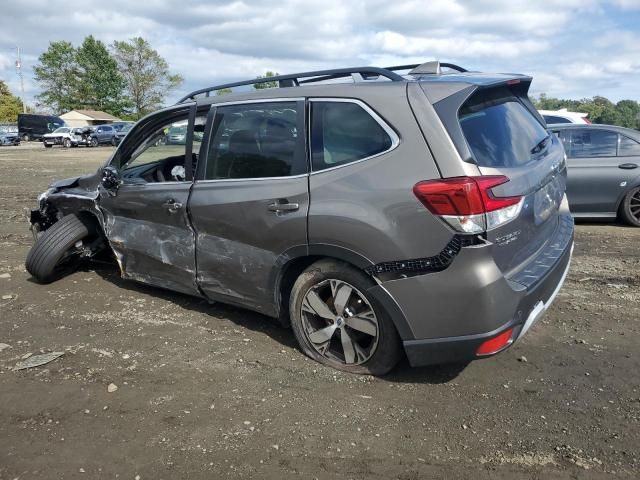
(364, 234), (482, 279)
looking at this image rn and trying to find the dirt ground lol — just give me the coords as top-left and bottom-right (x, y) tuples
(0, 143), (638, 480)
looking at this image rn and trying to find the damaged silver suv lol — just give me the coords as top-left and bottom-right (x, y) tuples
(26, 61), (574, 375)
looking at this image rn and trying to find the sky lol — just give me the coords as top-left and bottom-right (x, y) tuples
(0, 0), (639, 111)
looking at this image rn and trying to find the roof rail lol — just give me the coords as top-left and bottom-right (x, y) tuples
(177, 66), (406, 103)
(176, 61), (468, 103)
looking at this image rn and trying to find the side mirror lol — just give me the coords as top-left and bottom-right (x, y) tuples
(101, 165), (122, 194)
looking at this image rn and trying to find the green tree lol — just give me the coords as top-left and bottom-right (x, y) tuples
(216, 87), (233, 96)
(615, 100), (640, 130)
(76, 35), (127, 115)
(534, 94), (640, 130)
(0, 80), (23, 122)
(254, 71), (279, 90)
(33, 41), (80, 113)
(111, 37), (183, 119)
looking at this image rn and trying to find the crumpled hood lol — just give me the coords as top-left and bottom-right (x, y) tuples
(49, 176), (81, 189)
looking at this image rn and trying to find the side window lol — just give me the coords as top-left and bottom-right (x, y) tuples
(568, 129), (617, 158)
(310, 101), (394, 171)
(118, 110), (207, 183)
(618, 135), (640, 157)
(205, 102), (303, 180)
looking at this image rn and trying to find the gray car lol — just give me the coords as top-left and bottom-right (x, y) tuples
(25, 61), (574, 375)
(90, 124), (117, 146)
(550, 124), (640, 227)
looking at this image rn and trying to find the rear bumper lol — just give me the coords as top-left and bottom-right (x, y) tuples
(383, 212), (574, 367)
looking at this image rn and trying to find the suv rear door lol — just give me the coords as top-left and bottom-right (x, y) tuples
(189, 99), (308, 315)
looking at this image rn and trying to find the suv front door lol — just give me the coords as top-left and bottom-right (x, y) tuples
(98, 104), (208, 295)
(189, 100), (308, 315)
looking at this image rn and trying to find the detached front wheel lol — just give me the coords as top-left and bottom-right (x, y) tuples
(25, 214), (90, 283)
(289, 260), (401, 375)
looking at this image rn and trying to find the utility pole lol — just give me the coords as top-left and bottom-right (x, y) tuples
(14, 46), (26, 113)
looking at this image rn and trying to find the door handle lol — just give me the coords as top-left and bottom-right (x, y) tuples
(268, 201), (299, 213)
(619, 163), (638, 170)
(163, 199), (183, 213)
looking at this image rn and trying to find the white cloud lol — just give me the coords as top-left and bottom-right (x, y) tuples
(0, 0), (638, 108)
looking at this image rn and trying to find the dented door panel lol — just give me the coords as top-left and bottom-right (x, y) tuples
(99, 182), (199, 296)
(189, 177), (308, 315)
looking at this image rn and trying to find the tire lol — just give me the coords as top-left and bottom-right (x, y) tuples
(91, 137), (99, 147)
(289, 259), (401, 375)
(63, 138), (71, 148)
(619, 186), (640, 227)
(22, 134), (29, 142)
(44, 143), (52, 148)
(25, 214), (90, 284)
(111, 136), (117, 146)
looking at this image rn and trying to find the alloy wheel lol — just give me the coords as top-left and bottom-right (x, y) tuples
(300, 279), (379, 365)
(629, 188), (640, 222)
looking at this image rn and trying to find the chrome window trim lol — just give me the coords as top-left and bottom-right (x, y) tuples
(307, 97), (400, 175)
(195, 173), (309, 184)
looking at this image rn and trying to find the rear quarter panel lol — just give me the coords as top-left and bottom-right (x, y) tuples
(308, 84), (454, 264)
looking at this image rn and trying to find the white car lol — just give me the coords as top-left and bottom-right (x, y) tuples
(539, 108), (591, 125)
(43, 127), (94, 148)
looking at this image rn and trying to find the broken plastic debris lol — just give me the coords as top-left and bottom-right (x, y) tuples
(14, 352), (64, 370)
(0, 343), (11, 353)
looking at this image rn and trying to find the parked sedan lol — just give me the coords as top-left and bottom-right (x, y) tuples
(0, 125), (20, 146)
(551, 124), (640, 227)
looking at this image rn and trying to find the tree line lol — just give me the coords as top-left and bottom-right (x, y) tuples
(33, 36), (183, 120)
(533, 94), (640, 130)
(0, 81), (25, 122)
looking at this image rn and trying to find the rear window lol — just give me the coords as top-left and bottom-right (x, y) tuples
(310, 101), (394, 171)
(543, 115), (570, 124)
(459, 88), (548, 168)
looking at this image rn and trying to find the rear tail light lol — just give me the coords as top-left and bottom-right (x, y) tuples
(413, 176), (523, 233)
(476, 328), (514, 356)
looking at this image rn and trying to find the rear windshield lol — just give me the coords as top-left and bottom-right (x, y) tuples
(459, 87), (548, 168)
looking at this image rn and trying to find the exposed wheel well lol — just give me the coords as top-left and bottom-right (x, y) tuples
(276, 254), (376, 327)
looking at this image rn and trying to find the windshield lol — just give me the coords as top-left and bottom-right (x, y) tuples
(53, 127), (69, 134)
(459, 87), (548, 168)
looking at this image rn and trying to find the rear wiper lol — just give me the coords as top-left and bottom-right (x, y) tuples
(530, 133), (551, 154)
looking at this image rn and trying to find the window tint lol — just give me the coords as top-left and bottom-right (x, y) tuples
(543, 115), (570, 124)
(459, 88), (549, 168)
(206, 102), (303, 180)
(618, 135), (640, 157)
(310, 101), (393, 171)
(568, 129), (617, 158)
